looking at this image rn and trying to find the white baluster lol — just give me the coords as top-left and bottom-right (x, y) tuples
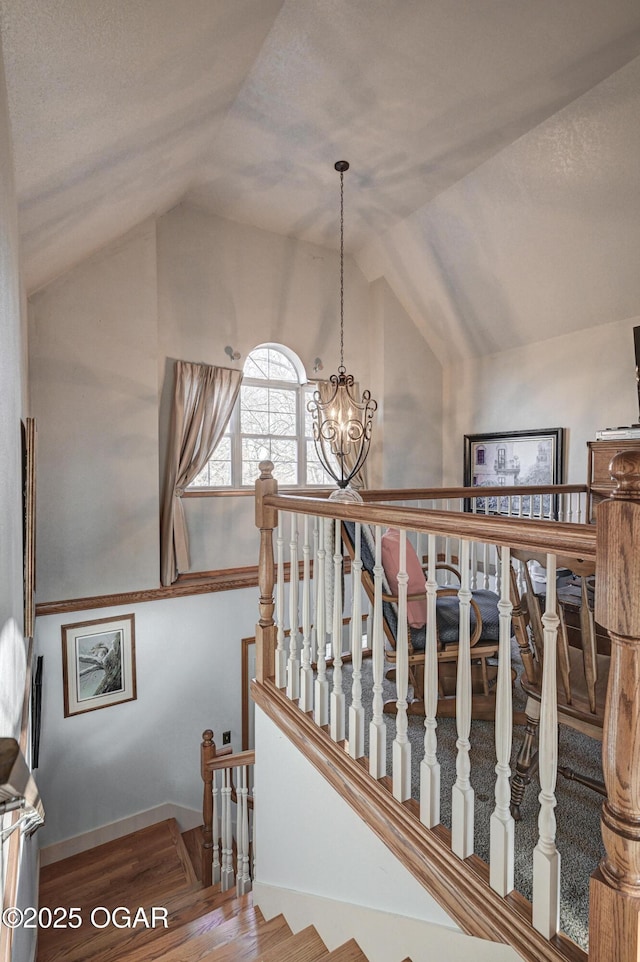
(212, 770), (221, 884)
(490, 546), (515, 895)
(369, 525), (387, 778)
(287, 513), (301, 700)
(314, 518), (329, 726)
(237, 766), (252, 895)
(483, 500), (490, 589)
(416, 517), (424, 570)
(221, 769), (234, 891)
(251, 783), (256, 884)
(311, 516), (319, 665)
(577, 491), (583, 524)
(349, 522), (365, 758)
(393, 529), (411, 801)
(299, 515), (313, 711)
(445, 500), (453, 585)
(470, 538), (478, 590)
(420, 532), (440, 827)
(533, 553), (561, 938)
(493, 544), (501, 593)
(452, 538), (474, 859)
(330, 518), (345, 742)
(275, 517), (287, 688)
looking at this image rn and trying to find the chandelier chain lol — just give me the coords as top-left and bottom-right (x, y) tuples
(339, 168), (344, 371)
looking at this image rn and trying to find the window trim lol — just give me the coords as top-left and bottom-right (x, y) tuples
(187, 345), (330, 492)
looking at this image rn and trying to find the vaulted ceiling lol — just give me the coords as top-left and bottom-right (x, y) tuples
(1, 0), (639, 360)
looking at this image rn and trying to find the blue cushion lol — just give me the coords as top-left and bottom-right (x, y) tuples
(433, 589), (500, 647)
(342, 521), (500, 652)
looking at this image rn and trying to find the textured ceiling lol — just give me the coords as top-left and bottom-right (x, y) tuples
(1, 0), (640, 357)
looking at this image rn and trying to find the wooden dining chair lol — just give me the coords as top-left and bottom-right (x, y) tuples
(509, 549), (608, 819)
(341, 521), (504, 720)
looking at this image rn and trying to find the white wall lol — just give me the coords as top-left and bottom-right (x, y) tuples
(254, 708), (522, 962)
(442, 314), (640, 485)
(0, 30), (25, 630)
(28, 202), (396, 598)
(34, 587), (258, 847)
(0, 34), (38, 962)
(372, 277), (442, 488)
(29, 220), (160, 601)
(157, 202), (379, 572)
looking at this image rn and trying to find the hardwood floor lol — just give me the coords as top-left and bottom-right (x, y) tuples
(35, 819), (385, 962)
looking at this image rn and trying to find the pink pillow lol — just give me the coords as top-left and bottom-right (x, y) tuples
(381, 528), (427, 628)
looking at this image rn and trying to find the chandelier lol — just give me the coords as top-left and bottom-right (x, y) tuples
(308, 161), (377, 490)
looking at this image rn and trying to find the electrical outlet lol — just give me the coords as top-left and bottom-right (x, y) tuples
(222, 730), (231, 745)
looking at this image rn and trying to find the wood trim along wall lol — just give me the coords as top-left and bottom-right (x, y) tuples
(35, 559), (350, 618)
(251, 679), (586, 962)
(35, 566), (263, 616)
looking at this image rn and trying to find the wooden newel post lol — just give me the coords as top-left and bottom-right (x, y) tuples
(255, 460), (278, 684)
(201, 729), (215, 888)
(590, 451), (640, 962)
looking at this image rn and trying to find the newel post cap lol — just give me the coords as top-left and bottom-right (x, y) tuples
(610, 450), (640, 501)
(258, 460), (274, 481)
(596, 450), (640, 637)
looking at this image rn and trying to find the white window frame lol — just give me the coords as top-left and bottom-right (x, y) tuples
(188, 344), (330, 491)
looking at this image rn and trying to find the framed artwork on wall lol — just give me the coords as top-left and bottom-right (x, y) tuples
(463, 427), (565, 518)
(62, 614), (137, 717)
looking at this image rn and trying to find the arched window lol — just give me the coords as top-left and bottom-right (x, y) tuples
(190, 344), (331, 488)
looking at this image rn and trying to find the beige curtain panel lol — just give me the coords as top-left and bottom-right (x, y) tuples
(316, 379), (368, 491)
(160, 361), (242, 586)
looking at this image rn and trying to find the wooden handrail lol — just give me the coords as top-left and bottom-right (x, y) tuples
(253, 679), (585, 962)
(362, 483), (588, 502)
(264, 494), (596, 561)
(253, 459), (640, 961)
(207, 750), (256, 773)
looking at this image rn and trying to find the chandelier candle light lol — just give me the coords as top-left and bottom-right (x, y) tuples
(308, 161), (377, 492)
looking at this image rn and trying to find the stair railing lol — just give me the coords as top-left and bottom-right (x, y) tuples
(1, 737), (45, 962)
(200, 730), (255, 895)
(252, 454), (640, 962)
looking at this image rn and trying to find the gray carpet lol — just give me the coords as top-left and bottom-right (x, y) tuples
(332, 643), (603, 952)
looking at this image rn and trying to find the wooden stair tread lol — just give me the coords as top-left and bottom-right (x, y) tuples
(56, 889), (247, 962)
(324, 939), (369, 961)
(176, 910), (291, 962)
(112, 905), (269, 962)
(258, 924), (327, 962)
(36, 820), (377, 962)
(40, 819), (196, 906)
(37, 819), (200, 962)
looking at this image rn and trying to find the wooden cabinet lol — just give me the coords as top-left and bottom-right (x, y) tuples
(587, 438), (640, 519)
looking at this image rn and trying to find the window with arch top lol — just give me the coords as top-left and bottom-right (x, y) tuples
(189, 344), (332, 488)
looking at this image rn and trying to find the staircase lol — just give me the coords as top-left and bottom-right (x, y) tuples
(36, 820), (382, 962)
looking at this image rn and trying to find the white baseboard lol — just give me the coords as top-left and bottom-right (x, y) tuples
(252, 881), (522, 962)
(39, 803), (202, 866)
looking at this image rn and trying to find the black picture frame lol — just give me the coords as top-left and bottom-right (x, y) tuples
(463, 427), (565, 518)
